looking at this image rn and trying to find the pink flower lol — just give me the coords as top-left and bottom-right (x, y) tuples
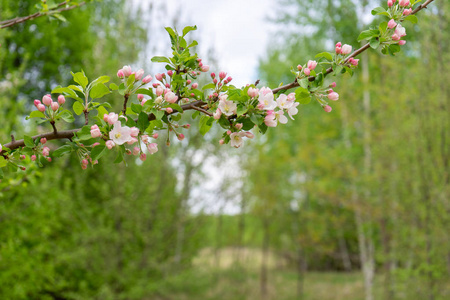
(297, 65), (303, 71)
(323, 105), (332, 113)
(341, 44), (352, 55)
(403, 8), (412, 16)
(395, 24), (406, 37)
(327, 92), (339, 101)
(275, 110), (288, 124)
(219, 139), (224, 145)
(42, 95), (52, 106)
(130, 127), (139, 137)
(127, 137), (138, 145)
(42, 146), (50, 157)
(135, 69), (145, 81)
(167, 70), (173, 77)
(105, 112), (119, 125)
(142, 75), (152, 84)
(287, 93), (296, 102)
(331, 82), (337, 88)
(248, 87), (259, 98)
(307, 60), (318, 71)
(219, 71), (227, 79)
(388, 19), (397, 29)
(155, 73), (164, 81)
(264, 111), (278, 127)
(399, 40), (406, 46)
(258, 87), (277, 110)
(133, 147), (140, 155)
(147, 143), (158, 154)
(335, 42), (342, 47)
(335, 46), (341, 54)
(348, 58), (359, 66)
(399, 0), (410, 7)
(106, 140), (115, 149)
(177, 133), (185, 141)
(37, 104), (46, 112)
(388, 0), (394, 8)
(51, 102), (59, 111)
(213, 109), (222, 120)
(303, 68), (311, 76)
(109, 121), (133, 145)
(244, 132), (254, 139)
(122, 65), (132, 77)
(235, 123), (243, 130)
(201, 65), (210, 72)
(117, 69), (124, 78)
(156, 85), (164, 96)
(57, 95), (65, 105)
(31, 155), (37, 161)
(192, 83), (198, 89)
(139, 153), (147, 161)
(276, 94), (293, 110)
(90, 124), (102, 138)
(165, 92), (178, 103)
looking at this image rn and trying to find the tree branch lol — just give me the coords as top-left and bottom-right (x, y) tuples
(272, 0), (435, 94)
(0, 1), (86, 29)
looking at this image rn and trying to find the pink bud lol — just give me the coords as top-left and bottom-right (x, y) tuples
(335, 42), (342, 47)
(335, 46), (341, 54)
(141, 99), (147, 106)
(403, 8), (412, 16)
(142, 75), (152, 84)
(219, 72), (227, 80)
(184, 124), (191, 129)
(341, 44), (352, 55)
(227, 77), (232, 82)
(34, 99), (41, 107)
(82, 159), (88, 165)
(323, 105), (332, 113)
(135, 69), (144, 81)
(133, 147), (140, 155)
(152, 133), (159, 139)
(399, 0), (410, 7)
(20, 155), (26, 160)
(127, 137), (138, 145)
(147, 143), (158, 154)
(167, 70), (173, 77)
(219, 139), (224, 145)
(235, 123), (243, 130)
(156, 85), (164, 96)
(177, 134), (185, 141)
(140, 153), (147, 161)
(37, 104), (46, 112)
(192, 83), (198, 89)
(227, 130), (231, 135)
(57, 95), (65, 105)
(90, 124), (102, 138)
(213, 78), (218, 84)
(303, 68), (311, 76)
(297, 65), (302, 71)
(81, 164), (87, 170)
(388, 19), (397, 29)
(117, 69), (125, 78)
(187, 80), (192, 85)
(92, 142), (100, 147)
(122, 65), (132, 77)
(307, 60), (318, 71)
(20, 166), (26, 171)
(152, 83), (159, 88)
(165, 92), (178, 104)
(201, 65), (210, 72)
(327, 92), (339, 101)
(130, 127), (140, 137)
(398, 40), (406, 45)
(47, 157), (52, 162)
(40, 138), (47, 144)
(331, 82), (337, 88)
(51, 102), (59, 111)
(31, 155), (37, 161)
(106, 140), (115, 149)
(211, 73), (216, 79)
(166, 107), (173, 114)
(137, 94), (144, 101)
(388, 0), (393, 8)
(198, 62), (203, 67)
(165, 83), (170, 88)
(213, 109), (222, 120)
(42, 146), (50, 157)
(392, 34), (400, 41)
(42, 95), (52, 106)
(155, 73), (164, 81)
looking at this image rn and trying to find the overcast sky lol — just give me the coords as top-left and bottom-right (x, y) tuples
(139, 0), (276, 87)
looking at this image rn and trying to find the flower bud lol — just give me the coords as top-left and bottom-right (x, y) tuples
(235, 123), (243, 130)
(399, 0), (410, 7)
(403, 8), (412, 16)
(166, 107), (173, 113)
(388, 0), (393, 8)
(152, 83), (159, 88)
(37, 104), (46, 112)
(57, 95), (65, 105)
(40, 138), (47, 144)
(398, 40), (406, 46)
(219, 72), (227, 80)
(335, 42), (342, 48)
(106, 140), (115, 149)
(142, 75), (152, 84)
(130, 127), (139, 137)
(167, 70), (173, 77)
(201, 65), (210, 72)
(219, 139), (224, 145)
(327, 92), (339, 101)
(213, 109), (222, 120)
(303, 68), (311, 76)
(117, 69), (125, 78)
(135, 69), (144, 81)
(187, 80), (192, 85)
(227, 130), (231, 135)
(323, 105), (332, 113)
(122, 65), (132, 77)
(42, 95), (52, 106)
(133, 147), (140, 155)
(20, 155), (26, 160)
(297, 65), (302, 71)
(211, 72), (216, 79)
(192, 83), (198, 89)
(31, 155), (37, 161)
(156, 85), (164, 96)
(227, 76), (232, 82)
(341, 44), (352, 55)
(51, 102), (59, 111)
(34, 99), (41, 107)
(307, 60), (318, 71)
(165, 92), (178, 104)
(155, 73), (164, 81)
(152, 133), (159, 139)
(388, 19), (397, 29)
(147, 143), (158, 154)
(177, 133), (185, 141)
(331, 82), (337, 88)
(137, 94), (144, 101)
(42, 146), (50, 157)
(139, 153), (147, 161)
(90, 124), (102, 138)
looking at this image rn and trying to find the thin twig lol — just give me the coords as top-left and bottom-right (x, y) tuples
(50, 121), (58, 134)
(191, 105), (213, 116)
(272, 0), (435, 94)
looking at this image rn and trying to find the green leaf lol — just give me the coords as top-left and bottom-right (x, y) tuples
(131, 103), (142, 114)
(71, 71), (88, 89)
(151, 56), (171, 64)
(0, 157), (8, 168)
(24, 135), (35, 148)
(182, 25), (197, 37)
(258, 123), (268, 134)
(188, 40), (198, 48)
(298, 78), (309, 89)
(199, 115), (213, 135)
(250, 114), (263, 125)
(168, 103), (183, 113)
(135, 88), (154, 97)
(59, 110), (75, 123)
(90, 83), (110, 99)
(371, 7), (386, 15)
(97, 106), (108, 120)
(26, 111), (46, 119)
(110, 83), (119, 90)
(68, 85), (83, 93)
(91, 75), (110, 85)
(404, 15), (418, 24)
(388, 44), (401, 56)
(52, 145), (73, 158)
(76, 125), (93, 141)
(358, 29), (380, 42)
(315, 52), (333, 61)
(202, 83), (216, 90)
(369, 37), (380, 49)
(90, 145), (107, 161)
(237, 105), (248, 117)
(126, 74), (136, 87)
(137, 112), (149, 132)
(73, 101), (85, 115)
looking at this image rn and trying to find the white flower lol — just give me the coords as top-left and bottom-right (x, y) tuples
(275, 110), (288, 124)
(109, 121), (133, 145)
(218, 99), (237, 116)
(276, 94), (293, 110)
(258, 87), (277, 110)
(230, 132), (246, 148)
(287, 102), (299, 120)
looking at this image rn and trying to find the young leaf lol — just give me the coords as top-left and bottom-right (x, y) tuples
(90, 83), (110, 99)
(59, 110), (75, 123)
(73, 101), (85, 115)
(90, 145), (107, 161)
(71, 71), (88, 89)
(26, 111), (46, 119)
(137, 112), (150, 132)
(52, 145), (73, 158)
(151, 56), (171, 64)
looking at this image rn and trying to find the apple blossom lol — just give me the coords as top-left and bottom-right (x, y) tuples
(248, 87), (259, 98)
(323, 105), (332, 113)
(167, 70), (173, 77)
(328, 92), (339, 101)
(201, 65), (210, 72)
(177, 134), (185, 141)
(258, 87), (277, 110)
(130, 127), (139, 137)
(244, 132), (255, 139)
(218, 98), (237, 116)
(395, 24), (406, 37)
(122, 65), (132, 77)
(403, 8), (412, 16)
(275, 110), (288, 124)
(106, 112), (119, 125)
(137, 94), (144, 101)
(58, 95), (65, 105)
(276, 94), (293, 110)
(399, 0), (410, 7)
(219, 72), (227, 79)
(213, 109), (222, 120)
(117, 69), (124, 78)
(297, 65), (302, 71)
(155, 73), (164, 81)
(288, 102), (300, 120)
(307, 60), (317, 70)
(152, 133), (159, 139)
(303, 67), (311, 76)
(264, 111), (277, 127)
(165, 92), (178, 103)
(51, 102), (59, 111)
(388, 19), (397, 29)
(34, 99), (41, 107)
(387, 0), (393, 8)
(106, 140), (115, 149)
(139, 153), (147, 161)
(147, 143), (158, 154)
(31, 155), (36, 161)
(341, 44), (352, 55)
(399, 40), (406, 46)
(42, 95), (52, 106)
(90, 124), (102, 138)
(142, 75), (152, 84)
(192, 83), (198, 89)
(37, 104), (46, 112)
(166, 107), (173, 113)
(230, 132), (245, 148)
(133, 147), (140, 155)
(40, 138), (47, 144)
(235, 123), (243, 130)
(109, 121), (133, 145)
(42, 146), (50, 157)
